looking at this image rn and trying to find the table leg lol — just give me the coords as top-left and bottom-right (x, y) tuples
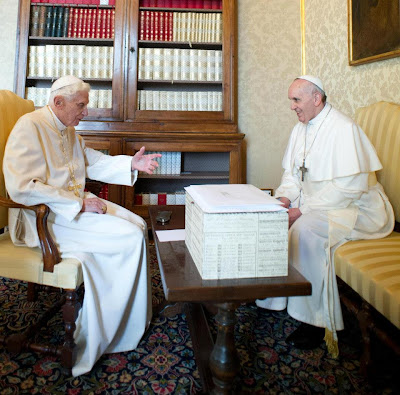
(209, 302), (241, 395)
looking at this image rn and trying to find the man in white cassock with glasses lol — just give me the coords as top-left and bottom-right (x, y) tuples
(3, 75), (161, 376)
(256, 75), (394, 356)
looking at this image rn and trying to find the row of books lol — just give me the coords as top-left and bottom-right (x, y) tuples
(139, 11), (222, 43)
(26, 87), (113, 108)
(138, 48), (222, 81)
(32, 1), (116, 5)
(28, 45), (114, 79)
(30, 5), (115, 38)
(145, 151), (182, 174)
(137, 90), (222, 111)
(134, 191), (186, 206)
(140, 0), (222, 9)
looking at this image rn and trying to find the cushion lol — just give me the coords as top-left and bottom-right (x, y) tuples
(335, 232), (400, 329)
(0, 232), (83, 289)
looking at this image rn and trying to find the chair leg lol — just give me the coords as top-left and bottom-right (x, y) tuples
(60, 288), (82, 369)
(358, 301), (373, 376)
(27, 282), (38, 302)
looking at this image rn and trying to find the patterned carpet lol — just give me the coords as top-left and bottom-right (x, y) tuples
(0, 244), (398, 394)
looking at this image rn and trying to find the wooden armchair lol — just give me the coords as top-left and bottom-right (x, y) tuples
(0, 90), (83, 371)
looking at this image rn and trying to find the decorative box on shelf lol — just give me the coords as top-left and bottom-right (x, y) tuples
(185, 184), (288, 280)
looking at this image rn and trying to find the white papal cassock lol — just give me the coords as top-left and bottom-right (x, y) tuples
(3, 106), (152, 376)
(256, 103), (394, 356)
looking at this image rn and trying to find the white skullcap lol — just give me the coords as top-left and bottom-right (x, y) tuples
(296, 75), (325, 93)
(50, 75), (84, 92)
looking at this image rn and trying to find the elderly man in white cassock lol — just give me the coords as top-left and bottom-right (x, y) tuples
(256, 75), (394, 356)
(3, 75), (162, 376)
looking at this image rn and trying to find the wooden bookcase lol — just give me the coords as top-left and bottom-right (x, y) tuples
(14, 0), (244, 221)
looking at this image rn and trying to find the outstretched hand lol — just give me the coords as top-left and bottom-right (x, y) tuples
(131, 146), (162, 174)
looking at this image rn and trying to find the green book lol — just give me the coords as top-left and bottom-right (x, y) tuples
(62, 7), (70, 38)
(56, 7), (64, 38)
(44, 6), (53, 37)
(50, 7), (59, 37)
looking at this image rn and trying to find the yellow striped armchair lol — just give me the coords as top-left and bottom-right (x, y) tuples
(334, 101), (400, 376)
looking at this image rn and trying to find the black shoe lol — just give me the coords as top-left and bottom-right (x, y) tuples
(286, 322), (325, 349)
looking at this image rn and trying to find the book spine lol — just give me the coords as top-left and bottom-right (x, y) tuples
(30, 5), (40, 36)
(37, 6), (47, 37)
(44, 6), (53, 37)
(62, 7), (70, 37)
(110, 8), (115, 38)
(139, 10), (145, 40)
(56, 6), (64, 37)
(50, 6), (58, 37)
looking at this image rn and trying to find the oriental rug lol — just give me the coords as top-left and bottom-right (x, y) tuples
(0, 244), (398, 394)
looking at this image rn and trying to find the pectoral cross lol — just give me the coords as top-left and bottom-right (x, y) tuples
(68, 180), (82, 197)
(299, 159), (308, 181)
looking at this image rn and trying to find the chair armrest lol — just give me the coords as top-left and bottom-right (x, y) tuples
(0, 196), (61, 272)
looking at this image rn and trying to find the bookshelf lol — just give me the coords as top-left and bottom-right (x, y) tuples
(14, 0), (244, 222)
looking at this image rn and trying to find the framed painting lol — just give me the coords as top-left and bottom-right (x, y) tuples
(348, 0), (400, 66)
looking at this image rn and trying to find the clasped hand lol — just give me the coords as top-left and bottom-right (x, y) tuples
(81, 197), (107, 214)
(131, 146), (162, 174)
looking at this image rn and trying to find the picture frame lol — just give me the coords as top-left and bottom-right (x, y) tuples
(348, 0), (400, 66)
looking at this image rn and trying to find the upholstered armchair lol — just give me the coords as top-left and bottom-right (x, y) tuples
(0, 90), (83, 370)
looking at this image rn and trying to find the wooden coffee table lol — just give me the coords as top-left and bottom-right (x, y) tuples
(149, 205), (311, 395)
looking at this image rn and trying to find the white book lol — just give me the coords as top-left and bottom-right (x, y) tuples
(210, 12), (217, 43)
(159, 90), (168, 110)
(193, 13), (200, 42)
(106, 89), (112, 108)
(216, 13), (223, 43)
(36, 46), (46, 77)
(193, 91), (199, 111)
(146, 90), (153, 110)
(175, 151), (182, 174)
(175, 191), (186, 205)
(182, 12), (188, 42)
(200, 91), (208, 111)
(142, 193), (150, 205)
(67, 45), (77, 76)
(198, 49), (207, 81)
(160, 151), (167, 174)
(181, 91), (188, 111)
(150, 193), (158, 205)
(174, 91), (182, 111)
(166, 91), (175, 111)
(217, 91), (223, 111)
(215, 50), (222, 81)
(28, 46), (38, 77)
(138, 90), (145, 110)
(53, 45), (61, 78)
(153, 90), (160, 110)
(107, 46), (114, 79)
(163, 48), (173, 81)
(189, 49), (198, 81)
(99, 46), (109, 78)
(138, 48), (145, 80)
(167, 193), (176, 205)
(88, 89), (98, 109)
(187, 91), (194, 111)
(172, 48), (181, 81)
(172, 12), (179, 42)
(152, 48), (162, 80)
(76, 45), (86, 78)
(180, 49), (190, 81)
(97, 90), (105, 108)
(144, 47), (153, 80)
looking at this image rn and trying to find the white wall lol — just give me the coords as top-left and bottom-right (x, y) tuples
(0, 1), (19, 91)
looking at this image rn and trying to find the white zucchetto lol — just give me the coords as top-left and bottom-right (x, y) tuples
(296, 75), (325, 93)
(50, 75), (84, 92)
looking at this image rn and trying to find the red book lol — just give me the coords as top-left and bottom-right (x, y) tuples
(144, 10), (150, 40)
(139, 10), (145, 40)
(76, 8), (84, 38)
(134, 193), (143, 205)
(203, 0), (211, 9)
(142, 0), (151, 6)
(158, 11), (164, 41)
(100, 7), (107, 38)
(153, 11), (159, 40)
(109, 0), (115, 5)
(158, 193), (167, 205)
(86, 8), (93, 38)
(95, 8), (103, 38)
(211, 0), (219, 10)
(181, 0), (189, 8)
(67, 7), (74, 37)
(149, 11), (154, 40)
(105, 8), (111, 38)
(89, 7), (97, 38)
(81, 8), (88, 38)
(168, 11), (173, 41)
(195, 0), (202, 8)
(164, 0), (172, 7)
(187, 0), (195, 9)
(149, 0), (156, 7)
(157, 0), (165, 6)
(171, 0), (180, 8)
